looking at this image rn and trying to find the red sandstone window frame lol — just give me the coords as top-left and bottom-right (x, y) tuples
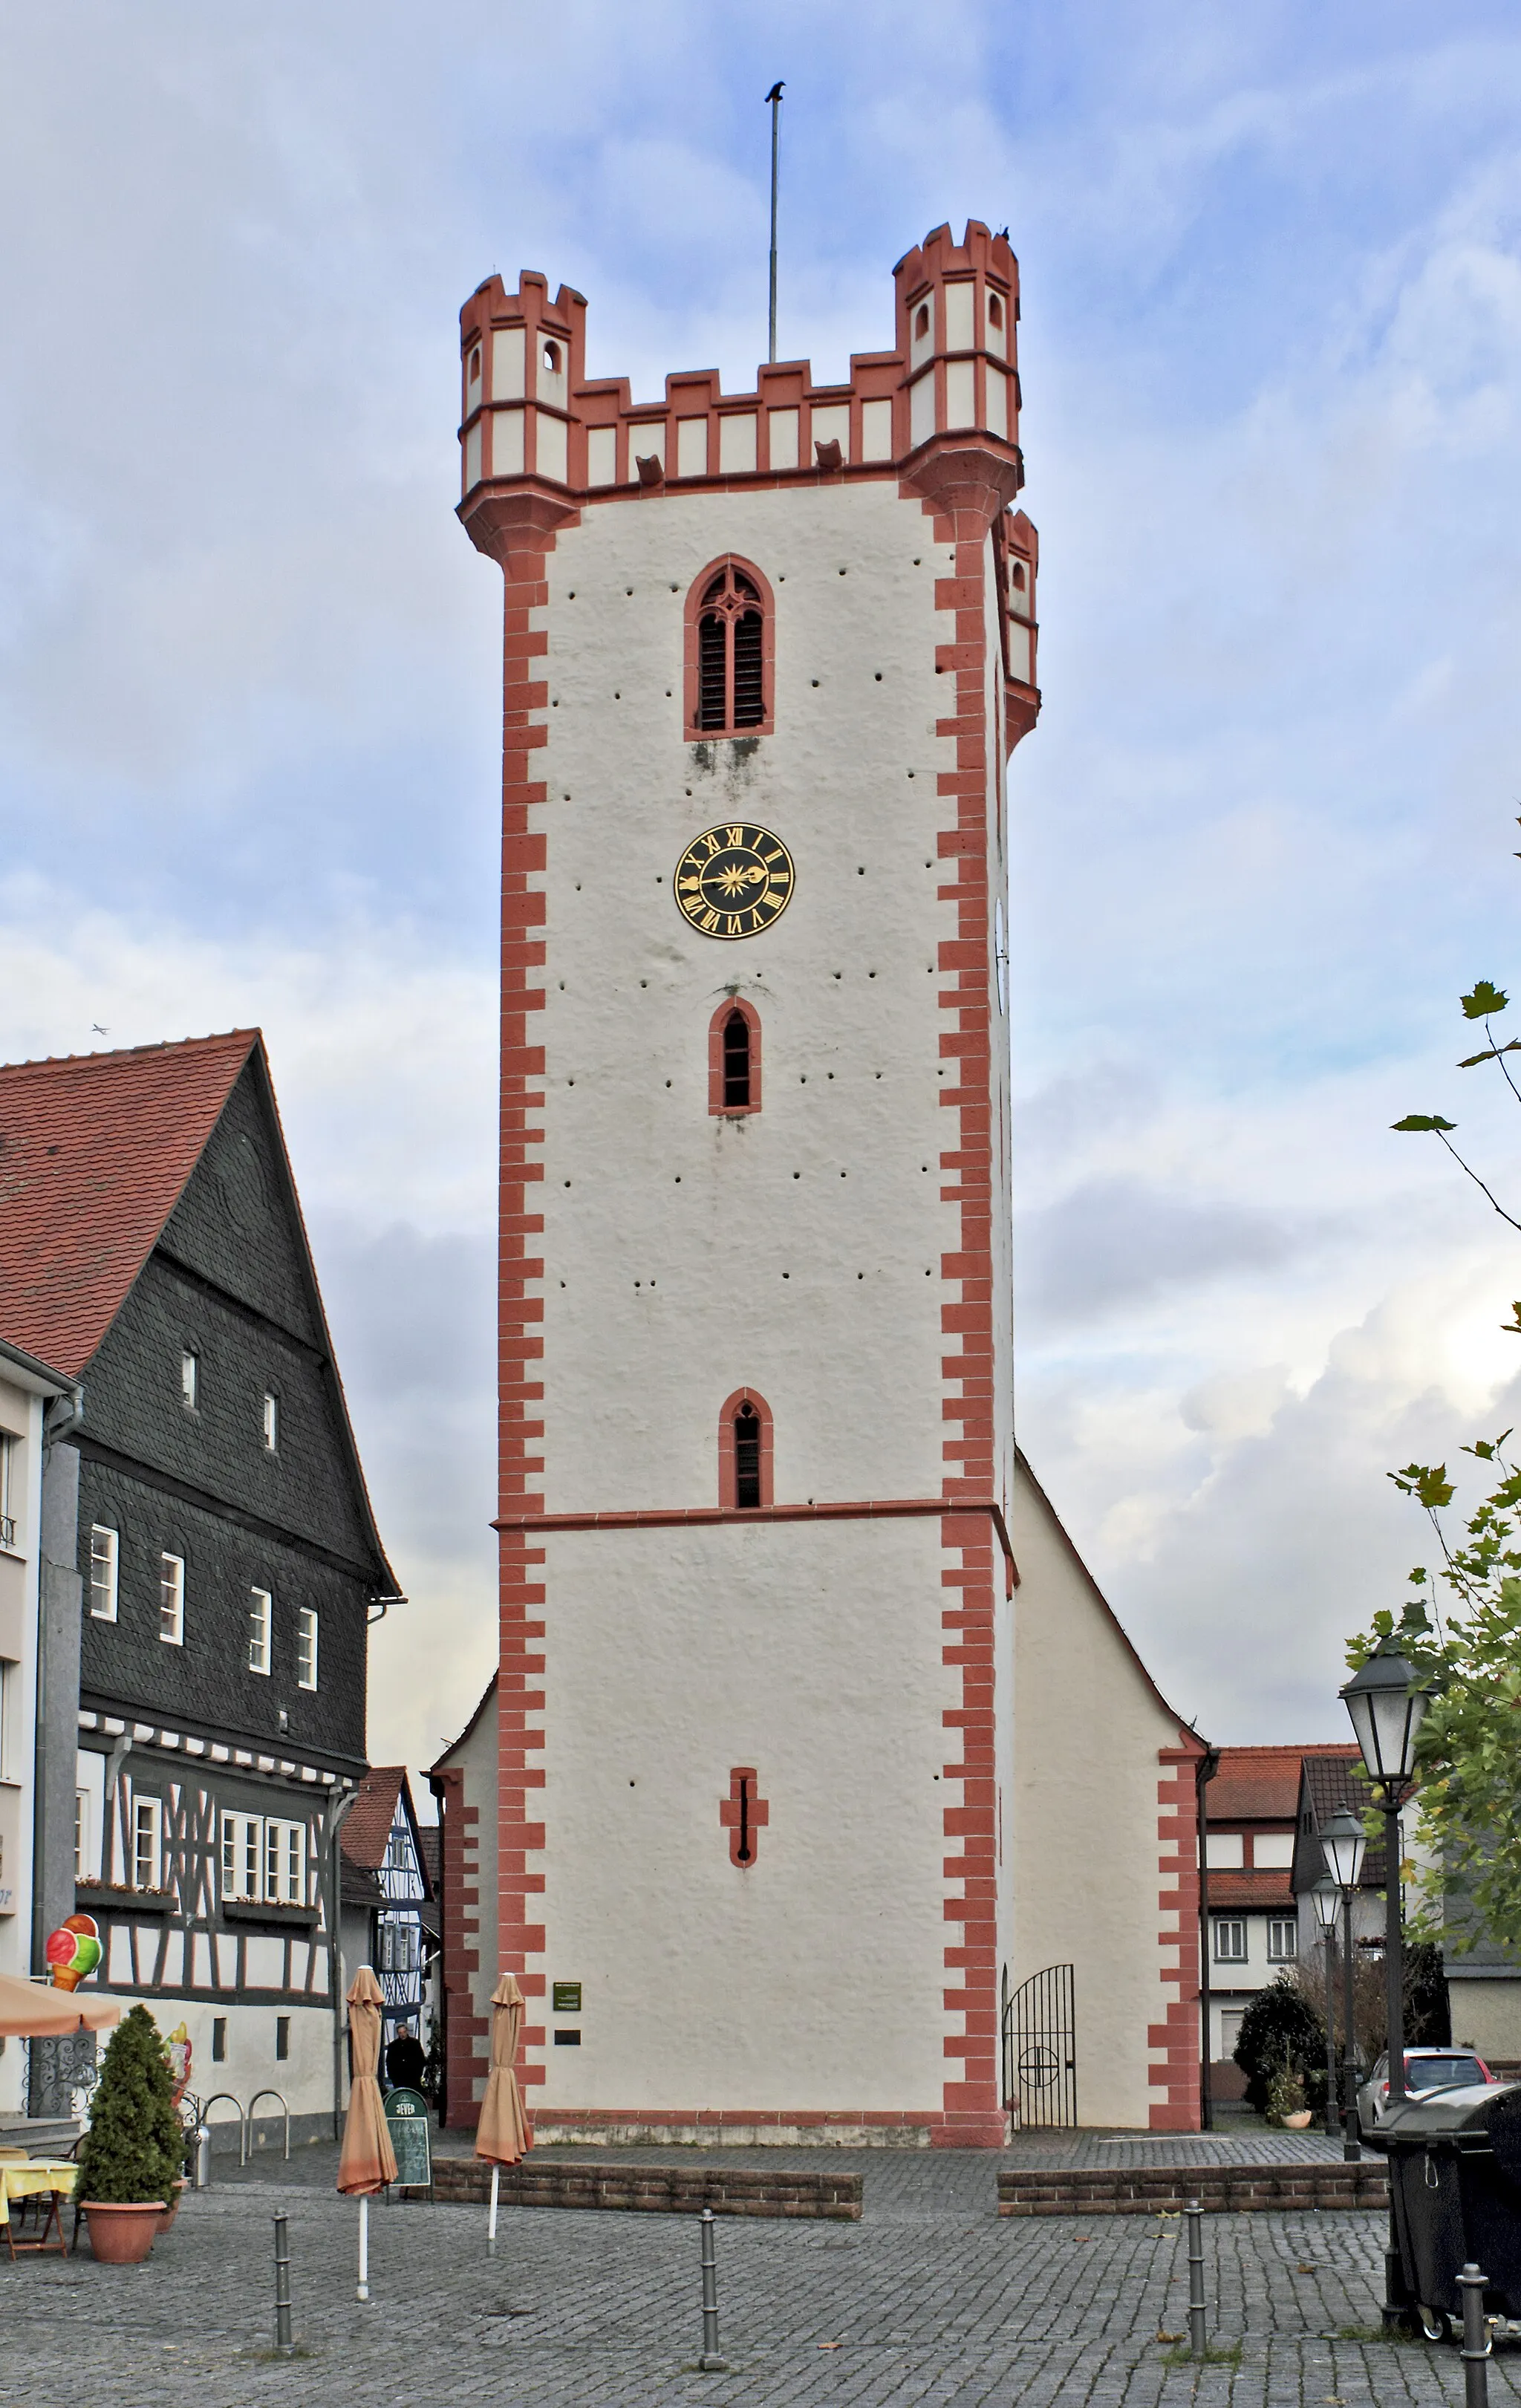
(717, 1386), (774, 1510)
(709, 995), (762, 1117)
(684, 556), (775, 740)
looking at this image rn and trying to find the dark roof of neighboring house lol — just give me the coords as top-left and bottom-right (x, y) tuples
(417, 1826), (440, 1896)
(1208, 1743), (1360, 1826)
(1294, 1755), (1388, 1890)
(0, 1030), (258, 1378)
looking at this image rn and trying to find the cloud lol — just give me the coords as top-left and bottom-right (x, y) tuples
(1017, 1177), (1309, 1327)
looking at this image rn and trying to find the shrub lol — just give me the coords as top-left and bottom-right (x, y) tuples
(1266, 2058), (1307, 2125)
(76, 2005), (183, 2205)
(1234, 1975), (1328, 2114)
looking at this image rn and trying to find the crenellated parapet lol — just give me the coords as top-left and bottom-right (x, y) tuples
(457, 218), (1038, 741)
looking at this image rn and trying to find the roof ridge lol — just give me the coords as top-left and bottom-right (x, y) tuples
(0, 1028), (259, 1078)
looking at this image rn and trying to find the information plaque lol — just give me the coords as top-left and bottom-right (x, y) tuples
(384, 2085), (434, 2190)
(552, 1982), (582, 2014)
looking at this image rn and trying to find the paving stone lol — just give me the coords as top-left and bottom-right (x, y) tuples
(2, 2144), (1517, 2406)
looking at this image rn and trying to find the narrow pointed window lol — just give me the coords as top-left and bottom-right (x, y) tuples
(718, 1386), (773, 1509)
(734, 1404), (762, 1509)
(685, 557), (775, 738)
(709, 995), (761, 1115)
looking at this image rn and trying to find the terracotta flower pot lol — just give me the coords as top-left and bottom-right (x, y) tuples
(83, 2202), (165, 2263)
(1283, 2109), (1313, 2130)
(154, 2181), (186, 2236)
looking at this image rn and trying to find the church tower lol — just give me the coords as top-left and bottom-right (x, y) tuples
(455, 224), (1050, 2147)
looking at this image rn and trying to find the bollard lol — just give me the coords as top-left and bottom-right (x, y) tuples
(697, 2207), (729, 2372)
(1185, 2198), (1207, 2359)
(272, 2212), (294, 2357)
(194, 2126), (211, 2190)
(1459, 2263), (1490, 2408)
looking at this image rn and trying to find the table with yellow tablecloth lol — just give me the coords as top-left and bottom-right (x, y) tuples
(0, 2160), (77, 2256)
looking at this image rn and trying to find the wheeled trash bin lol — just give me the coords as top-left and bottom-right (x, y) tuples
(1372, 2080), (1521, 2341)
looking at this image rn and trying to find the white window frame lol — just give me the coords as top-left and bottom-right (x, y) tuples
(1213, 1918), (1248, 1964)
(221, 1811), (264, 1903)
(296, 1607), (318, 1692)
(180, 1349), (198, 1410)
(0, 1660), (10, 1781)
(265, 1818), (307, 1907)
(262, 1391), (279, 1451)
(88, 1525), (119, 1621)
(0, 1432), (15, 1549)
(1267, 1917), (1298, 1962)
(159, 1552), (185, 1646)
(133, 1793), (163, 1891)
(74, 1791), (87, 1883)
(248, 1587), (272, 1675)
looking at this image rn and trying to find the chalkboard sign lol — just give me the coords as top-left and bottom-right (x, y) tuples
(384, 2086), (434, 2190)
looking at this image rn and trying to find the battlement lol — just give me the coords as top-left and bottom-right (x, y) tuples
(457, 221), (1023, 503)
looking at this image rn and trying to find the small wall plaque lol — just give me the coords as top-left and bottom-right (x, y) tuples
(552, 1982), (582, 2014)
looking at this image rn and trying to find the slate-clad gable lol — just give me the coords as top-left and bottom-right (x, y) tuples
(157, 1069), (318, 1346)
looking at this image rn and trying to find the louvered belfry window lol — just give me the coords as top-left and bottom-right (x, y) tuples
(696, 562), (765, 733)
(733, 1403), (763, 1509)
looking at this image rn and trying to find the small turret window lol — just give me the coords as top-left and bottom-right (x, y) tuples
(734, 1404), (762, 1509)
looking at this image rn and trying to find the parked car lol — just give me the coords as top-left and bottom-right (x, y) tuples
(1353, 2048), (1496, 2142)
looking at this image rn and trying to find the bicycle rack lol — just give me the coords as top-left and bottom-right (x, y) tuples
(201, 2092), (248, 2167)
(246, 2089), (290, 2163)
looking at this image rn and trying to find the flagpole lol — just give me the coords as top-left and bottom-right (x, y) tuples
(765, 82), (784, 365)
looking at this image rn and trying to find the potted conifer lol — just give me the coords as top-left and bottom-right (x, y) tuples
(75, 2005), (182, 2262)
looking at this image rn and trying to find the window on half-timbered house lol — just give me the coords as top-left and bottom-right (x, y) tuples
(133, 1794), (162, 1890)
(265, 1818), (306, 1907)
(222, 1811), (263, 1902)
(88, 1525), (119, 1620)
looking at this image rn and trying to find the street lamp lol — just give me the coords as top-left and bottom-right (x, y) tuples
(1339, 1637), (1431, 2332)
(1319, 1805), (1367, 2163)
(1310, 1877), (1341, 2141)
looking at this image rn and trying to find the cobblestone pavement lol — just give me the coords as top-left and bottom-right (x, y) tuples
(4, 2148), (1516, 2408)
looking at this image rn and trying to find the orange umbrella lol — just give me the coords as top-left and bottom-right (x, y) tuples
(0, 1973), (120, 2036)
(337, 1968), (395, 2303)
(476, 1973), (531, 2249)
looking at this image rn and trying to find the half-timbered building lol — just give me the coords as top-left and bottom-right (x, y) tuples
(0, 1032), (402, 2138)
(338, 1765), (432, 2051)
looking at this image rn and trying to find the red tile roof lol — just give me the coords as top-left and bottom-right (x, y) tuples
(0, 1031), (258, 1378)
(341, 1766), (406, 1872)
(1207, 1870), (1296, 1910)
(1208, 1743), (1361, 1826)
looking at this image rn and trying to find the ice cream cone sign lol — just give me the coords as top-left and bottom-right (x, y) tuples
(166, 2023), (192, 2107)
(45, 1915), (101, 1991)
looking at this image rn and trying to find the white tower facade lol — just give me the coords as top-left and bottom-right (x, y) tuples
(452, 224), (1201, 2146)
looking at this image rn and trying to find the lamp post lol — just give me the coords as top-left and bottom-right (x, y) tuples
(1320, 1804), (1367, 2164)
(1340, 1637), (1431, 2332)
(1310, 1876), (1341, 2141)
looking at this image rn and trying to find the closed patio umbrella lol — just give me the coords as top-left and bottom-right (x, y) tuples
(475, 1973), (531, 2251)
(336, 1968), (395, 2300)
(0, 1973), (120, 2036)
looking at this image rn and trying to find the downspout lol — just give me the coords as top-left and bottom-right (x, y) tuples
(1195, 1744), (1221, 2132)
(325, 1786), (360, 2141)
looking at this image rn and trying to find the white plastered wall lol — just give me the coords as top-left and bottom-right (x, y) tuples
(535, 481), (962, 1512)
(1009, 1457), (1183, 2129)
(0, 1376), (42, 2112)
(535, 1517), (954, 2113)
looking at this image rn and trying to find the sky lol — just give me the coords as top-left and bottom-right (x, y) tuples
(3, 1), (1520, 1786)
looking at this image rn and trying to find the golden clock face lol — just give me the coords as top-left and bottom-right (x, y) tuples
(673, 823), (795, 940)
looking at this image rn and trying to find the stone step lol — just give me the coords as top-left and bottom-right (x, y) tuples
(427, 2157), (862, 2219)
(997, 2161), (1390, 2216)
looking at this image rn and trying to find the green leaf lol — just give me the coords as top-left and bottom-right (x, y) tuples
(1389, 1462), (1456, 1509)
(1392, 1114), (1458, 1132)
(1462, 982), (1509, 1020)
(1503, 1306), (1521, 1336)
(1459, 1042), (1521, 1067)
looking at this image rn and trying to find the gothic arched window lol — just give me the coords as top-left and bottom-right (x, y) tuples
(685, 557), (774, 738)
(708, 995), (761, 1116)
(718, 1387), (774, 1509)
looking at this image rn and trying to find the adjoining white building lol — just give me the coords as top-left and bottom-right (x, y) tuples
(0, 1336), (71, 2123)
(432, 221), (1211, 2143)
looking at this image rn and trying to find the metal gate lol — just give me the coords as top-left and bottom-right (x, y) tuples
(1001, 1963), (1077, 2129)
